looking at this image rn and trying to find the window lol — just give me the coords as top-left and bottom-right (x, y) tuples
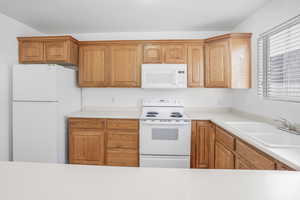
(258, 15), (300, 102)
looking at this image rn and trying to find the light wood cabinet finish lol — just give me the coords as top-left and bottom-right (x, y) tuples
(69, 118), (139, 167)
(143, 44), (163, 63)
(276, 162), (295, 171)
(107, 130), (138, 149)
(79, 45), (110, 87)
(236, 139), (275, 170)
(235, 156), (254, 170)
(106, 149), (138, 167)
(69, 128), (105, 165)
(44, 40), (67, 63)
(19, 40), (44, 63)
(110, 45), (142, 87)
(215, 141), (235, 169)
(187, 45), (204, 87)
(18, 36), (79, 66)
(205, 39), (230, 88)
(107, 119), (139, 130)
(215, 127), (235, 150)
(191, 121), (213, 169)
(69, 118), (105, 129)
(163, 44), (187, 64)
(205, 33), (252, 88)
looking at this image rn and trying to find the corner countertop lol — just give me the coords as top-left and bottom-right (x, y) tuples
(1, 161), (299, 200)
(67, 107), (300, 171)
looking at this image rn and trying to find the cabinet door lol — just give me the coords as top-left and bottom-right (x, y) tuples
(235, 156), (253, 170)
(107, 130), (138, 149)
(191, 121), (212, 168)
(205, 40), (230, 88)
(163, 44), (187, 64)
(69, 128), (105, 165)
(79, 45), (109, 87)
(276, 162), (295, 171)
(19, 41), (44, 63)
(106, 149), (139, 167)
(110, 45), (141, 87)
(143, 44), (162, 63)
(44, 40), (67, 63)
(188, 45), (204, 87)
(215, 141), (235, 169)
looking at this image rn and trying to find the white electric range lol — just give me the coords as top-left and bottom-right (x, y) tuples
(139, 98), (191, 168)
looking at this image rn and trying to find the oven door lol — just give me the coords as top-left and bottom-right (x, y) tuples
(140, 121), (191, 155)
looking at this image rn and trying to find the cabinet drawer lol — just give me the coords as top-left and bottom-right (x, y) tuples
(276, 162), (295, 171)
(107, 119), (139, 130)
(106, 149), (139, 167)
(107, 130), (138, 149)
(236, 140), (275, 170)
(69, 118), (105, 129)
(235, 156), (254, 170)
(215, 127), (235, 150)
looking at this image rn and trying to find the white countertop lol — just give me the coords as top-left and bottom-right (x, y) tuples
(68, 107), (141, 119)
(1, 161), (300, 200)
(67, 108), (300, 170)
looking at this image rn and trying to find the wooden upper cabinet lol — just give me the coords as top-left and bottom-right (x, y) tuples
(19, 40), (44, 63)
(69, 128), (105, 165)
(163, 44), (187, 64)
(205, 39), (230, 88)
(205, 33), (252, 88)
(79, 45), (109, 87)
(187, 45), (204, 87)
(143, 43), (188, 64)
(18, 36), (79, 66)
(110, 45), (142, 87)
(143, 44), (163, 63)
(44, 40), (67, 63)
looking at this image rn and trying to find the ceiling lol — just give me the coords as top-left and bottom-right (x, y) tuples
(0, 0), (270, 34)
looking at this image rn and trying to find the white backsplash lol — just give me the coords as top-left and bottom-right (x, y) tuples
(82, 88), (234, 108)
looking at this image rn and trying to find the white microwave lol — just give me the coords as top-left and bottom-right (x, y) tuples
(141, 64), (187, 89)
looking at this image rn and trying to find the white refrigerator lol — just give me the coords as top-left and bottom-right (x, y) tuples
(12, 64), (81, 163)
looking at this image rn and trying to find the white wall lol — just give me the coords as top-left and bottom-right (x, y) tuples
(232, 0), (300, 124)
(83, 88), (233, 108)
(0, 13), (42, 161)
(71, 31), (234, 109)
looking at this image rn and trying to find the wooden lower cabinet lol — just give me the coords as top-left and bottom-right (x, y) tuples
(69, 128), (105, 165)
(191, 121), (214, 168)
(235, 156), (254, 170)
(236, 139), (275, 170)
(276, 162), (295, 171)
(69, 118), (139, 167)
(106, 149), (138, 167)
(215, 141), (235, 169)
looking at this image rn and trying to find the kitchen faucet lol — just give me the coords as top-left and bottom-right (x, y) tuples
(274, 117), (300, 135)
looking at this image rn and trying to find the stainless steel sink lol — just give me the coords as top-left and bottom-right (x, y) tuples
(225, 121), (300, 148)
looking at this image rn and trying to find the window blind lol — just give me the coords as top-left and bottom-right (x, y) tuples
(258, 15), (300, 102)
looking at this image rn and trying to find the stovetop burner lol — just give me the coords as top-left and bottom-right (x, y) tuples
(146, 114), (157, 117)
(171, 112), (182, 115)
(147, 112), (159, 115)
(170, 114), (183, 118)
